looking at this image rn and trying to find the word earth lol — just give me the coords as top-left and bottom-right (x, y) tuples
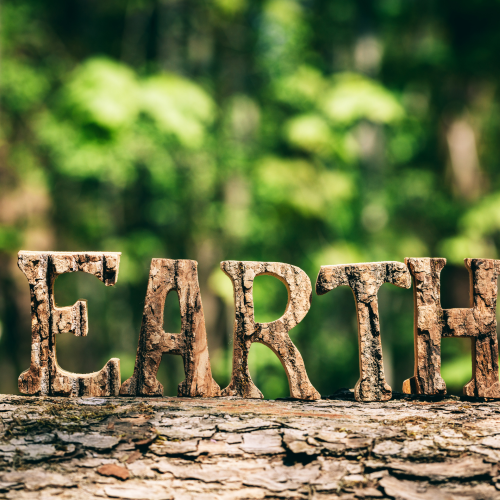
(17, 251), (500, 403)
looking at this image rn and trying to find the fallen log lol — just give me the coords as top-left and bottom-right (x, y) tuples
(0, 392), (499, 499)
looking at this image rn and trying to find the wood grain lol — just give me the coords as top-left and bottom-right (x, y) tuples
(0, 394), (499, 499)
(316, 261), (411, 402)
(17, 251), (121, 397)
(221, 261), (320, 400)
(403, 257), (500, 397)
(120, 259), (220, 397)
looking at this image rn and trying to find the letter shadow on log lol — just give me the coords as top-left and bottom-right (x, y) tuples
(121, 259), (220, 397)
(316, 262), (411, 402)
(403, 258), (500, 398)
(18, 251), (121, 397)
(221, 261), (320, 400)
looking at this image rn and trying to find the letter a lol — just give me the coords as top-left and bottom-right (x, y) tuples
(120, 259), (220, 397)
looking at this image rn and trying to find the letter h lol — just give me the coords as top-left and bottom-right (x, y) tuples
(404, 258), (500, 398)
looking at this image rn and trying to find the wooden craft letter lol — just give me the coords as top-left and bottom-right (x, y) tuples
(120, 259), (220, 397)
(404, 258), (500, 398)
(221, 261), (320, 400)
(316, 262), (411, 402)
(18, 251), (121, 397)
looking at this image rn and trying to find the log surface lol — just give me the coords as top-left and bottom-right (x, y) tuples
(0, 394), (499, 499)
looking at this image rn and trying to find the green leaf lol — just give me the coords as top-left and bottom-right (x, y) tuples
(64, 58), (140, 129)
(321, 73), (404, 125)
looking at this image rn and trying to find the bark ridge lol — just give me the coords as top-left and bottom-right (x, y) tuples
(17, 251), (121, 397)
(221, 261), (320, 400)
(121, 259), (220, 397)
(404, 258), (500, 398)
(316, 261), (411, 402)
(0, 394), (499, 499)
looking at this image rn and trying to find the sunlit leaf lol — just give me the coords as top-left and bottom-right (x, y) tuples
(256, 157), (354, 217)
(284, 114), (332, 154)
(141, 74), (215, 148)
(64, 58), (139, 129)
(321, 73), (404, 125)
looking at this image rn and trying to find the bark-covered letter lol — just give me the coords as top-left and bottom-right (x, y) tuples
(403, 258), (500, 398)
(316, 262), (411, 402)
(120, 259), (220, 397)
(221, 261), (320, 400)
(18, 251), (121, 397)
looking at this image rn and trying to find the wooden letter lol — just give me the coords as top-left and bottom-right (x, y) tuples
(403, 258), (500, 398)
(316, 262), (411, 402)
(120, 259), (220, 397)
(221, 261), (320, 400)
(18, 251), (121, 397)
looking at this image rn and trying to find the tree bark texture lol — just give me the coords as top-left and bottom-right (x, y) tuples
(220, 261), (320, 401)
(316, 262), (411, 403)
(0, 393), (500, 499)
(17, 252), (121, 397)
(120, 259), (220, 398)
(403, 258), (500, 398)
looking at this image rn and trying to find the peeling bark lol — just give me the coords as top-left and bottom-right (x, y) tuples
(316, 262), (411, 402)
(220, 261), (320, 400)
(0, 394), (500, 499)
(17, 251), (121, 397)
(403, 258), (500, 398)
(121, 259), (220, 398)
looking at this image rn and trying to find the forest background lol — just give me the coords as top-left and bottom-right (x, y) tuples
(0, 0), (499, 397)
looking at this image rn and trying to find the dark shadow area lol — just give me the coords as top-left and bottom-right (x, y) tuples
(157, 352), (185, 397)
(440, 264), (470, 309)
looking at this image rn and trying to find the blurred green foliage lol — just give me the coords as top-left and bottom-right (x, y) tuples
(0, 0), (499, 397)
